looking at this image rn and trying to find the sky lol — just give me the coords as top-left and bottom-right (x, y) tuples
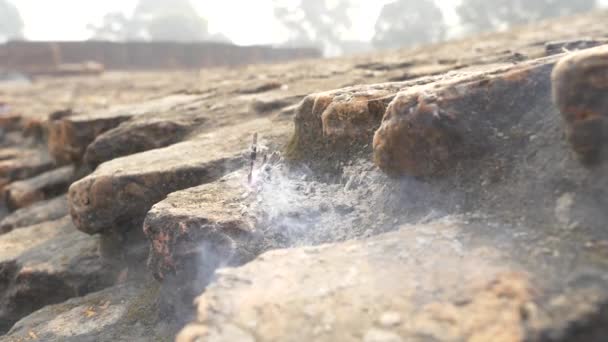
(10, 0), (608, 45)
(11, 0), (456, 45)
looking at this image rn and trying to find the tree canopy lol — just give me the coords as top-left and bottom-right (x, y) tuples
(273, 0), (353, 55)
(89, 0), (213, 42)
(458, 0), (597, 33)
(0, 0), (24, 41)
(372, 0), (446, 50)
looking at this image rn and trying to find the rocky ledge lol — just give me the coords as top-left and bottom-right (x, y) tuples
(1, 10), (608, 342)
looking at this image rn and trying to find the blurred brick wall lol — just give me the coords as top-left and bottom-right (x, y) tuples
(0, 41), (320, 71)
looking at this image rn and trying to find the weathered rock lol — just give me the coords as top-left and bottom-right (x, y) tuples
(143, 170), (263, 320)
(143, 159), (410, 323)
(3, 165), (75, 211)
(0, 150), (54, 186)
(0, 132), (29, 151)
(2, 281), (176, 342)
(48, 94), (200, 164)
(250, 94), (303, 114)
(74, 88), (300, 169)
(178, 216), (608, 342)
(144, 171), (260, 282)
(0, 195), (68, 234)
(387, 63), (464, 82)
(0, 149), (22, 162)
(176, 219), (532, 342)
(552, 45), (608, 165)
(237, 80), (283, 94)
(83, 114), (203, 169)
(286, 83), (406, 164)
(69, 118), (291, 236)
(545, 38), (608, 56)
(0, 217), (116, 333)
(0, 120), (20, 134)
(144, 159), (403, 284)
(373, 57), (557, 177)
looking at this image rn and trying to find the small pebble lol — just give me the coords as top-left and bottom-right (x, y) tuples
(379, 312), (402, 327)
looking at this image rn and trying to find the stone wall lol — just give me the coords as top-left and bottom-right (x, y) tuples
(0, 40), (320, 72)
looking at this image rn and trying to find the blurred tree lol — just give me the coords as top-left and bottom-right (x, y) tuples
(143, 12), (208, 41)
(372, 0), (446, 50)
(132, 0), (199, 21)
(458, 0), (597, 33)
(88, 12), (139, 41)
(273, 0), (353, 55)
(132, 0), (208, 41)
(0, 0), (24, 41)
(89, 0), (213, 42)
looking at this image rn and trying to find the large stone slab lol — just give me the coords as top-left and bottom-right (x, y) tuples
(551, 45), (608, 165)
(286, 81), (421, 167)
(69, 118), (291, 236)
(143, 170), (263, 320)
(83, 114), (203, 169)
(144, 159), (403, 282)
(143, 159), (420, 322)
(3, 165), (75, 211)
(286, 62), (543, 171)
(0, 217), (117, 333)
(373, 57), (561, 178)
(178, 217), (608, 342)
(144, 171), (261, 283)
(48, 94), (201, 164)
(2, 281), (176, 342)
(83, 84), (308, 169)
(0, 150), (54, 188)
(0, 195), (68, 234)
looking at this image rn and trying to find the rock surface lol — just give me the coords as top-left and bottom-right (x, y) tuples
(0, 195), (68, 234)
(83, 113), (201, 169)
(69, 118), (291, 236)
(373, 57), (557, 177)
(0, 150), (54, 188)
(287, 82), (404, 165)
(2, 281), (175, 342)
(0, 217), (116, 333)
(177, 219), (527, 342)
(3, 166), (75, 211)
(179, 216), (608, 342)
(144, 171), (261, 283)
(48, 94), (201, 164)
(552, 45), (608, 165)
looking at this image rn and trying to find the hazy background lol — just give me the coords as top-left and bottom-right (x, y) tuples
(2, 0), (607, 56)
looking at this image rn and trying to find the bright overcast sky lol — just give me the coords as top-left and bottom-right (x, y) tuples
(10, 0), (607, 45)
(11, 0), (461, 45)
